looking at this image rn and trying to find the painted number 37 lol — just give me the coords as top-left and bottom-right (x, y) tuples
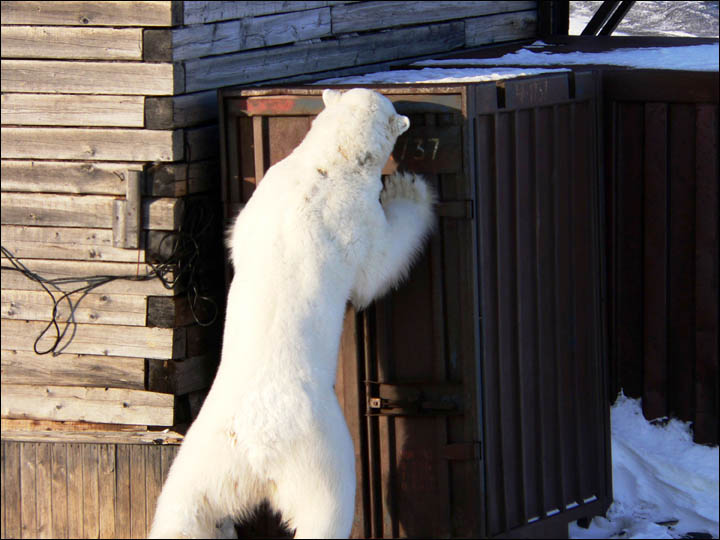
(397, 137), (440, 161)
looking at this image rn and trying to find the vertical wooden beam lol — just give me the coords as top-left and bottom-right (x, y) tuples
(115, 445), (131, 539)
(4, 442), (22, 538)
(66, 444), (83, 539)
(35, 443), (53, 538)
(50, 444), (68, 539)
(129, 445), (147, 538)
(98, 444), (116, 539)
(20, 442), (37, 539)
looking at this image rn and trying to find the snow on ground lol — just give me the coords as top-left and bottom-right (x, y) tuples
(570, 1), (719, 38)
(570, 393), (719, 539)
(412, 43), (719, 72)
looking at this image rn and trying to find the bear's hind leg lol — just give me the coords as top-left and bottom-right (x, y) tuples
(268, 424), (355, 538)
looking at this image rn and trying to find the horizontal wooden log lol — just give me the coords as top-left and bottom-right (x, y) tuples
(0, 427), (184, 445)
(1, 127), (182, 161)
(168, 7), (331, 62)
(0, 160), (135, 195)
(1, 1), (180, 27)
(1, 384), (174, 426)
(0, 259), (177, 297)
(1, 418), (148, 433)
(182, 1), (338, 24)
(146, 159), (218, 197)
(1, 193), (183, 230)
(331, 0), (536, 33)
(1, 289), (147, 326)
(184, 125), (219, 161)
(1, 94), (145, 127)
(184, 21), (465, 92)
(1, 350), (145, 390)
(147, 356), (216, 396)
(145, 90), (217, 129)
(1, 225), (145, 263)
(0, 319), (185, 359)
(1, 60), (181, 95)
(465, 10), (538, 47)
(1, 26), (143, 60)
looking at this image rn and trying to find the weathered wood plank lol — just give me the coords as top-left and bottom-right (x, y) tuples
(145, 446), (163, 537)
(129, 445), (147, 539)
(1, 127), (183, 161)
(1, 60), (181, 95)
(19, 442), (37, 539)
(50, 443), (68, 539)
(1, 160), (133, 195)
(331, 0), (536, 33)
(1, 418), (148, 433)
(115, 444), (131, 538)
(3, 442), (22, 539)
(34, 443), (52, 538)
(81, 444), (99, 538)
(1, 94), (145, 127)
(169, 7), (331, 61)
(1, 226), (146, 263)
(145, 90), (217, 129)
(465, 10), (538, 47)
(1, 267), (177, 298)
(0, 440), (5, 539)
(98, 444), (116, 538)
(182, 1), (337, 24)
(1, 384), (175, 426)
(0, 319), (185, 359)
(184, 124), (220, 161)
(2, 289), (147, 326)
(1, 193), (183, 230)
(1, 350), (146, 390)
(1, 429), (184, 445)
(147, 355), (216, 396)
(66, 443), (83, 539)
(1, 1), (178, 27)
(1, 26), (143, 60)
(146, 159), (218, 197)
(183, 21), (465, 92)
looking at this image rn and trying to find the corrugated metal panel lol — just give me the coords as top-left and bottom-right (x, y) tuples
(605, 71), (719, 445)
(474, 74), (610, 537)
(218, 74), (610, 538)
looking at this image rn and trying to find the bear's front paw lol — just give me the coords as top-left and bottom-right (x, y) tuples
(381, 171), (434, 207)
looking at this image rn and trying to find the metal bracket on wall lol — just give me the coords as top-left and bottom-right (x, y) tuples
(112, 169), (143, 249)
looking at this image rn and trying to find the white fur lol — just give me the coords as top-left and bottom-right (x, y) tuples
(149, 88), (435, 539)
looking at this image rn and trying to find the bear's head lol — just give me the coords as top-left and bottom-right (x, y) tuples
(300, 88), (410, 172)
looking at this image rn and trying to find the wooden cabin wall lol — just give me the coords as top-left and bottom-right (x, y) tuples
(1, 440), (179, 539)
(1, 2), (539, 538)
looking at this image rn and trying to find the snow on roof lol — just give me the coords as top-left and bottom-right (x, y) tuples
(315, 66), (570, 85)
(412, 41), (719, 72)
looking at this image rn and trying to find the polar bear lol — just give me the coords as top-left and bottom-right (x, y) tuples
(149, 88), (435, 539)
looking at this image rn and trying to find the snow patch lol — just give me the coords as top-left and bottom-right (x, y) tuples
(412, 43), (719, 72)
(570, 393), (719, 539)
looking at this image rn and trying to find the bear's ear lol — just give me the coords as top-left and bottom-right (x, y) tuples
(392, 114), (410, 135)
(322, 89), (342, 108)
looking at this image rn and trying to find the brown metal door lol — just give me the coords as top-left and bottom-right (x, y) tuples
(351, 93), (484, 539)
(473, 73), (611, 538)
